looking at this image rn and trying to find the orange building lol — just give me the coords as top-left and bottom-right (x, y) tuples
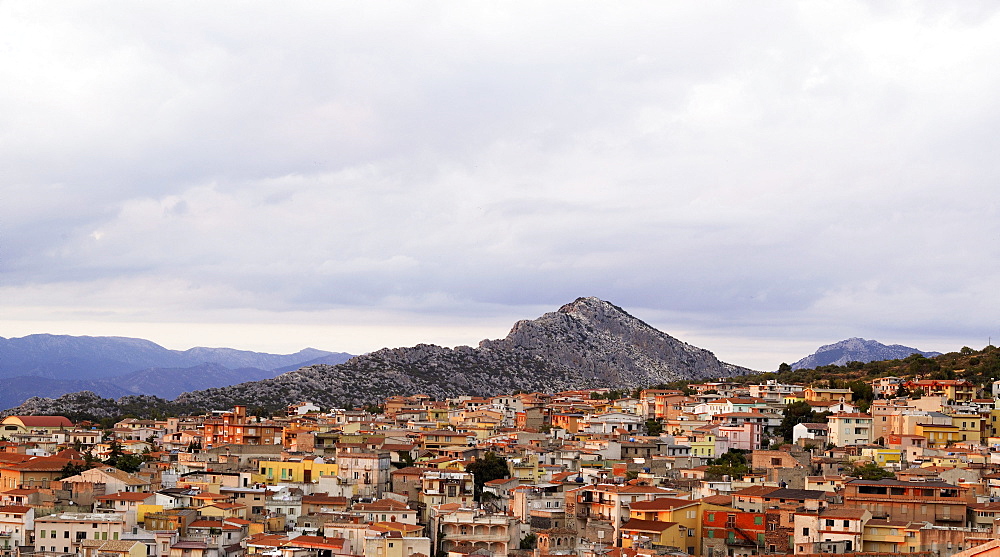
(201, 406), (282, 447)
(841, 478), (966, 526)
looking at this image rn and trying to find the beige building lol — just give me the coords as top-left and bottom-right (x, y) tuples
(34, 513), (125, 555)
(363, 532), (431, 557)
(437, 508), (520, 556)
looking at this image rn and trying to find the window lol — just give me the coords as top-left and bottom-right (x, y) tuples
(802, 528), (809, 536)
(708, 513), (715, 522)
(64, 531), (69, 538)
(754, 516), (763, 525)
(826, 520), (834, 527)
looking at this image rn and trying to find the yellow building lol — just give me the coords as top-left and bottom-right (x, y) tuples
(862, 519), (910, 553)
(198, 503), (247, 520)
(427, 407), (450, 427)
(689, 435), (717, 459)
(949, 414), (982, 445)
(860, 447), (903, 466)
(783, 393), (806, 405)
(925, 456), (962, 468)
(914, 423), (960, 449)
(988, 406), (1000, 438)
(256, 458), (338, 485)
(622, 498), (703, 554)
(363, 534), (431, 557)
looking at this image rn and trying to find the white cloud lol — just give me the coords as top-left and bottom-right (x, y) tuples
(2, 1), (1000, 371)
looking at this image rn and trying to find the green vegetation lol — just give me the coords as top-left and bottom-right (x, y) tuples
(777, 401), (828, 443)
(728, 345), (1000, 387)
(706, 450), (749, 480)
(466, 452), (510, 500)
(845, 461), (895, 480)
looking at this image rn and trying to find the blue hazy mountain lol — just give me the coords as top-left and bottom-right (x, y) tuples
(790, 337), (940, 370)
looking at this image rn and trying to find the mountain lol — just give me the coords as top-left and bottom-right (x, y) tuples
(0, 334), (353, 408)
(790, 337), (941, 370)
(0, 364), (284, 410)
(4, 297), (753, 418)
(0, 334), (348, 380)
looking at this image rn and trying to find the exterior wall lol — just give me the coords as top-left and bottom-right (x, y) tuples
(843, 481), (966, 526)
(702, 509), (767, 556)
(363, 535), (431, 557)
(34, 514), (125, 555)
(257, 459), (338, 485)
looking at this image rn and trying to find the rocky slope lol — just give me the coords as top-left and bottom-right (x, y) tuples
(4, 297), (753, 417)
(791, 337), (941, 370)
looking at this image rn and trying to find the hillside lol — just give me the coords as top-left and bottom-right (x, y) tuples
(3, 297), (752, 418)
(744, 345), (1000, 388)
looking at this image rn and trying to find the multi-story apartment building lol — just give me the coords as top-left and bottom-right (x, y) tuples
(622, 498), (702, 555)
(841, 479), (967, 526)
(827, 413), (872, 446)
(904, 380), (977, 402)
(793, 507), (871, 554)
(34, 513), (126, 555)
(334, 451), (391, 498)
(0, 505), (32, 557)
(565, 483), (677, 546)
(702, 508), (767, 557)
(201, 406), (282, 447)
(436, 508), (520, 556)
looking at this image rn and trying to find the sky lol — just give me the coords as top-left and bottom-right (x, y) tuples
(3, 1), (1000, 371)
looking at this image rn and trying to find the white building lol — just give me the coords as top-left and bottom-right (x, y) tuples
(827, 413), (873, 446)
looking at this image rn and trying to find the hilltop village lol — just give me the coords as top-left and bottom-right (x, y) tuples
(3, 377), (1000, 557)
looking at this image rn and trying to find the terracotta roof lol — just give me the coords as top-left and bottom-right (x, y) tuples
(733, 486), (781, 497)
(702, 495), (733, 506)
(621, 518), (678, 532)
(354, 499), (410, 512)
(3, 416), (73, 427)
(628, 497), (699, 511)
(96, 492), (155, 502)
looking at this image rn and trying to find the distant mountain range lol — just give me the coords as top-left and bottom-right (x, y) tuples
(790, 337), (941, 370)
(0, 335), (353, 409)
(4, 297), (753, 417)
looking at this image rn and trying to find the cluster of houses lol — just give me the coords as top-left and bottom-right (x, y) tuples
(3, 376), (1000, 557)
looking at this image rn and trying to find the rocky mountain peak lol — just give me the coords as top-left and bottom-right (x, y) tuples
(5, 297), (753, 416)
(791, 337), (941, 370)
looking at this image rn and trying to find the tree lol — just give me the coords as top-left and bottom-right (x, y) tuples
(845, 461), (895, 480)
(848, 380), (874, 412)
(519, 534), (537, 550)
(58, 461), (88, 479)
(466, 452), (509, 500)
(645, 419), (663, 436)
(777, 401), (821, 442)
(706, 450), (749, 480)
(778, 362), (793, 374)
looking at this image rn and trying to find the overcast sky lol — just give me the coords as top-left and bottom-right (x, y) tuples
(3, 2), (999, 371)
